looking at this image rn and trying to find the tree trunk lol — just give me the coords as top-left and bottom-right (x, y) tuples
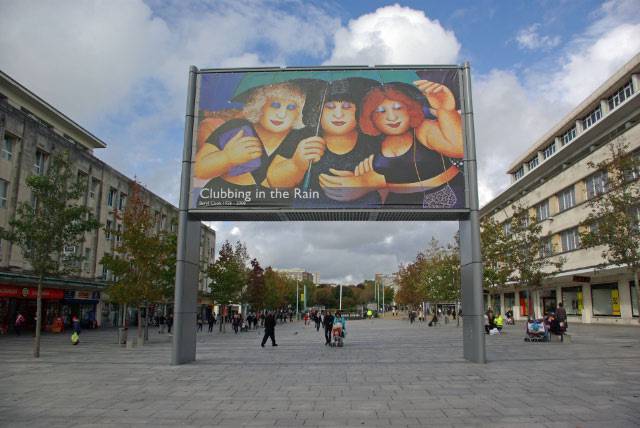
(33, 275), (43, 358)
(527, 287), (535, 319)
(144, 303), (150, 342)
(635, 270), (640, 325)
(137, 306), (142, 343)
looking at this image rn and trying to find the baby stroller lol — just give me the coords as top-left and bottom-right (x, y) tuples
(330, 324), (344, 347)
(524, 319), (547, 342)
(240, 320), (249, 332)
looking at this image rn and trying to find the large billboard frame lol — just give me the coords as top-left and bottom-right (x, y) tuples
(172, 64), (485, 365)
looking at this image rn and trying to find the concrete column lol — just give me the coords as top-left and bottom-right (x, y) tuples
(582, 284), (592, 324)
(631, 73), (640, 93)
(499, 293), (505, 316)
(575, 120), (584, 135)
(554, 137), (562, 148)
(618, 277), (633, 321)
(600, 99), (610, 116)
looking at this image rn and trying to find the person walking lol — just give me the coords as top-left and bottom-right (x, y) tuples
(261, 311), (278, 347)
(14, 312), (25, 336)
(323, 310), (334, 345)
(72, 314), (81, 335)
(197, 313), (204, 332)
(208, 314), (215, 333)
(556, 302), (567, 329)
(167, 312), (173, 334)
(314, 311), (321, 332)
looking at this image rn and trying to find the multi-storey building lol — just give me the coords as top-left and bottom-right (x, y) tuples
(480, 54), (640, 325)
(0, 70), (215, 333)
(273, 268), (314, 283)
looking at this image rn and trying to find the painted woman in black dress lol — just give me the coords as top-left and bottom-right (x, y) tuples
(318, 80), (464, 208)
(267, 80), (380, 208)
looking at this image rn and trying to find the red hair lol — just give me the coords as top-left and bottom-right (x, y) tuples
(359, 86), (424, 136)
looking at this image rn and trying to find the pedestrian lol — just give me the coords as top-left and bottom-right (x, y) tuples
(167, 312), (174, 334)
(158, 313), (166, 334)
(555, 302), (567, 330)
(15, 312), (25, 336)
(494, 311), (504, 332)
(208, 314), (214, 333)
(261, 311), (278, 347)
(197, 313), (203, 332)
(72, 314), (81, 335)
(303, 312), (309, 326)
(323, 310), (334, 345)
(232, 314), (239, 334)
(314, 311), (321, 332)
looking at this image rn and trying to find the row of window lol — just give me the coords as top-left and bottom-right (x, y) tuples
(513, 78), (635, 182)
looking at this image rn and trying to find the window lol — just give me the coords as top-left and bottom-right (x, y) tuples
(90, 178), (99, 199)
(503, 221), (512, 237)
(561, 127), (576, 146)
(558, 186), (576, 211)
(161, 214), (167, 230)
(623, 151), (640, 182)
(561, 228), (580, 252)
(542, 143), (556, 159)
(105, 220), (112, 240)
(107, 188), (117, 207)
(118, 193), (127, 210)
(586, 171), (607, 199)
(77, 171), (88, 192)
(608, 80), (634, 111)
(527, 156), (539, 170)
(116, 224), (122, 243)
(562, 286), (583, 316)
(514, 166), (524, 180)
(536, 200), (550, 221)
(630, 281), (639, 317)
(539, 237), (553, 258)
(2, 134), (15, 161)
(0, 179), (7, 209)
(519, 290), (529, 317)
(34, 150), (48, 175)
(591, 283), (621, 316)
(84, 248), (92, 273)
(582, 106), (602, 130)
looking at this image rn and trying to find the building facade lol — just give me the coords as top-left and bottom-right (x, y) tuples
(480, 55), (640, 325)
(273, 268), (314, 283)
(0, 70), (215, 333)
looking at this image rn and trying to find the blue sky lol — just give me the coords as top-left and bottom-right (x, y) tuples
(1, 0), (638, 283)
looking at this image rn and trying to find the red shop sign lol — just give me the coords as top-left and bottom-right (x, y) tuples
(0, 285), (64, 300)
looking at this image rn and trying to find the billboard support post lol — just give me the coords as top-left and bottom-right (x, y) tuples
(459, 62), (486, 363)
(172, 65), (200, 365)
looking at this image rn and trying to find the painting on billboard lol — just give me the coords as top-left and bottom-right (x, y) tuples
(190, 68), (465, 211)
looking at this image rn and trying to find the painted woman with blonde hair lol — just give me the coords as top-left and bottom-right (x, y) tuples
(194, 82), (309, 202)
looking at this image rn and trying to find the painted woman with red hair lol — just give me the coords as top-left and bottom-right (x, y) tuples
(319, 80), (463, 207)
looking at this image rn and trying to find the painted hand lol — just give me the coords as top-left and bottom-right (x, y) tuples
(414, 80), (456, 112)
(293, 136), (326, 169)
(223, 129), (263, 166)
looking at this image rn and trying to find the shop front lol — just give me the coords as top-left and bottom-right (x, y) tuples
(61, 290), (101, 329)
(0, 285), (64, 334)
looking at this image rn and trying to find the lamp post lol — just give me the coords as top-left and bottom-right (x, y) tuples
(382, 284), (385, 317)
(339, 284), (342, 311)
(296, 280), (299, 320)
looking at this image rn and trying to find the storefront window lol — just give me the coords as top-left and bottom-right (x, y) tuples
(491, 294), (501, 314)
(591, 283), (620, 316)
(504, 293), (515, 315)
(540, 289), (556, 315)
(519, 290), (529, 317)
(630, 281), (638, 317)
(562, 286), (583, 315)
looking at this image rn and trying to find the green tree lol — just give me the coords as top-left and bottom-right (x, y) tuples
(506, 204), (564, 318)
(101, 182), (174, 343)
(580, 141), (640, 323)
(396, 256), (426, 308)
(207, 240), (249, 331)
(421, 240), (461, 304)
(481, 216), (513, 292)
(245, 258), (265, 311)
(0, 151), (100, 357)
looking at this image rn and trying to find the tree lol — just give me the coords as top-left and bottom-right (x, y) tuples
(580, 141), (640, 323)
(245, 259), (266, 311)
(506, 204), (564, 318)
(0, 151), (100, 357)
(421, 240), (460, 304)
(207, 240), (249, 331)
(101, 182), (174, 343)
(481, 216), (513, 292)
(396, 256), (426, 308)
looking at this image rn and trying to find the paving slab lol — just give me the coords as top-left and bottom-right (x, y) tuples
(0, 318), (639, 426)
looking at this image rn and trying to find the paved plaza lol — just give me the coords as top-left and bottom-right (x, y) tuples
(0, 318), (639, 427)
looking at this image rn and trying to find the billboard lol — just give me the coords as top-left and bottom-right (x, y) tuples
(189, 67), (468, 218)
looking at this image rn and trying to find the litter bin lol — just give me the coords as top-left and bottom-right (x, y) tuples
(118, 327), (128, 346)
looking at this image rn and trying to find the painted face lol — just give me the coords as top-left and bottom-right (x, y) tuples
(259, 97), (300, 133)
(372, 99), (411, 135)
(320, 100), (357, 135)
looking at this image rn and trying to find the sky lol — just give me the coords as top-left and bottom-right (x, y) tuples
(1, 0), (639, 284)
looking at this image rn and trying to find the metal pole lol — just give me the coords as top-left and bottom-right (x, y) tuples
(339, 284), (342, 311)
(303, 282), (307, 312)
(459, 62), (486, 363)
(382, 284), (385, 317)
(296, 280), (299, 319)
(172, 66), (200, 365)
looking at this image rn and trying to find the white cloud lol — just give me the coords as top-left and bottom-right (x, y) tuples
(516, 24), (561, 51)
(325, 4), (460, 65)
